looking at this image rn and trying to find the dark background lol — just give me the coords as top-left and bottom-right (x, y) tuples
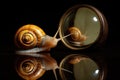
(0, 0), (119, 80)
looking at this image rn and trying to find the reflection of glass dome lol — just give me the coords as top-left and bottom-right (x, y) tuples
(59, 54), (105, 80)
(59, 4), (108, 50)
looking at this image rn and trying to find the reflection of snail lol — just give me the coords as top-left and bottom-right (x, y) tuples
(15, 53), (72, 80)
(68, 27), (87, 46)
(15, 56), (45, 80)
(14, 24), (72, 52)
(68, 27), (87, 42)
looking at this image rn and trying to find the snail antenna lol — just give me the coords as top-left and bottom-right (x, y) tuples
(53, 69), (58, 80)
(54, 26), (60, 38)
(57, 67), (72, 73)
(53, 67), (72, 80)
(57, 33), (72, 42)
(58, 67), (72, 73)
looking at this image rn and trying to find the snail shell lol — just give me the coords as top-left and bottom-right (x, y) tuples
(14, 24), (46, 49)
(68, 27), (86, 42)
(15, 56), (45, 80)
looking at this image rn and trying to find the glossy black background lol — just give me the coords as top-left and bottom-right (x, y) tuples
(0, 0), (119, 80)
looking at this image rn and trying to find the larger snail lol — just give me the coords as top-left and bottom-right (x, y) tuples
(14, 24), (71, 52)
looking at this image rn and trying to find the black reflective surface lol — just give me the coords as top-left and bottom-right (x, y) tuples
(1, 0), (119, 80)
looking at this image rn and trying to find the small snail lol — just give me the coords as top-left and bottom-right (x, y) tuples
(68, 27), (87, 42)
(15, 53), (72, 80)
(14, 24), (72, 52)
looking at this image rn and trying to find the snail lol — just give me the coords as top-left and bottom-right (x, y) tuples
(67, 27), (87, 46)
(15, 53), (72, 80)
(14, 24), (72, 52)
(68, 27), (87, 42)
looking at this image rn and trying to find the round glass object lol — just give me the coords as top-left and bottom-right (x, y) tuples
(59, 54), (105, 80)
(59, 4), (108, 50)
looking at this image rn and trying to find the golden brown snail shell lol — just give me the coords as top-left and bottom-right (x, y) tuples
(68, 27), (86, 42)
(14, 24), (46, 49)
(15, 56), (45, 80)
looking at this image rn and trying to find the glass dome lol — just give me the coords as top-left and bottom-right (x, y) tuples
(59, 4), (108, 50)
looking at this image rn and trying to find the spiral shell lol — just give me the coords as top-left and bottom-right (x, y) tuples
(14, 24), (46, 49)
(68, 27), (86, 42)
(15, 56), (45, 80)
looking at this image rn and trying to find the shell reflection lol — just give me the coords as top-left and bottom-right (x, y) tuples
(59, 54), (103, 80)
